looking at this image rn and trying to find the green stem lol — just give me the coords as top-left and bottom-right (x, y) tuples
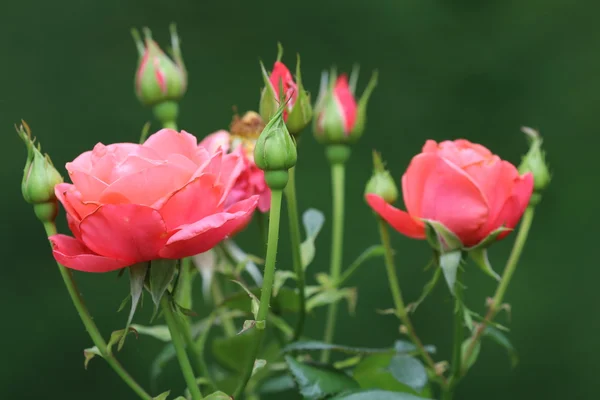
(443, 268), (464, 400)
(153, 100), (179, 130)
(42, 222), (152, 400)
(285, 166), (306, 341)
(256, 211), (268, 248)
(234, 189), (284, 398)
(211, 277), (237, 337)
(460, 206), (536, 375)
(160, 295), (203, 400)
(321, 162), (346, 363)
(377, 218), (446, 385)
(176, 316), (214, 392)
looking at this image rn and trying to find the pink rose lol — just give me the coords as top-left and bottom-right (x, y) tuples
(366, 139), (534, 247)
(50, 129), (258, 273)
(200, 123), (271, 213)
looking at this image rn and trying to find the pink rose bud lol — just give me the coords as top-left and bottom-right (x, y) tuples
(17, 121), (63, 223)
(259, 44), (313, 136)
(314, 68), (377, 145)
(200, 111), (272, 213)
(366, 139), (534, 249)
(132, 24), (187, 107)
(49, 129), (258, 273)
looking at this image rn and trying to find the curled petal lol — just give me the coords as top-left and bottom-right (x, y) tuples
(366, 194), (425, 239)
(143, 129), (200, 163)
(50, 234), (129, 273)
(160, 196), (258, 259)
(67, 171), (108, 202)
(412, 154), (489, 246)
(100, 163), (194, 206)
(79, 204), (169, 264)
(158, 174), (224, 230)
(492, 173), (533, 240)
(199, 130), (231, 154)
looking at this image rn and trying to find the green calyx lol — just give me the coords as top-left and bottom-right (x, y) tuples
(518, 126), (551, 193)
(132, 24), (187, 107)
(17, 121), (63, 207)
(364, 151), (398, 204)
(254, 101), (297, 174)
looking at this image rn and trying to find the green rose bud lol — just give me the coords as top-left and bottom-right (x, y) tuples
(365, 151), (398, 204)
(18, 122), (63, 223)
(132, 24), (187, 107)
(518, 126), (551, 193)
(254, 102), (297, 189)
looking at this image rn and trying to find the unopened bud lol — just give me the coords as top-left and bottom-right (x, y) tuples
(17, 121), (62, 223)
(365, 151), (398, 204)
(518, 127), (551, 193)
(254, 102), (297, 189)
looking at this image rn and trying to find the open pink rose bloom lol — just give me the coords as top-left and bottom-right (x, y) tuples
(50, 129), (259, 272)
(367, 139), (534, 247)
(200, 129), (271, 213)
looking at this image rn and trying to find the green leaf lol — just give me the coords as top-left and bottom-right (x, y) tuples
(222, 239), (263, 286)
(193, 250), (216, 302)
(306, 287), (357, 314)
(300, 208), (325, 269)
(337, 245), (386, 286)
(274, 270), (297, 297)
(151, 342), (176, 382)
(121, 263), (148, 350)
(83, 346), (102, 369)
(423, 220), (462, 252)
(407, 268), (441, 313)
(258, 374), (296, 394)
(130, 324), (171, 342)
(467, 226), (511, 251)
(149, 259), (178, 306)
(469, 248), (500, 281)
(238, 319), (256, 335)
(330, 389), (430, 400)
(484, 326), (519, 367)
(153, 391), (170, 400)
(353, 354), (419, 394)
(439, 251), (462, 296)
(461, 338), (481, 371)
(394, 341), (436, 355)
(283, 341), (394, 355)
(231, 280), (260, 319)
(220, 286), (299, 314)
(204, 391), (233, 400)
(252, 359), (267, 376)
(387, 355), (427, 392)
(107, 327), (137, 354)
(285, 355), (360, 399)
(212, 330), (258, 373)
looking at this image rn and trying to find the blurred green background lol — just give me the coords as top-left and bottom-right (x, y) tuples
(1, 0), (596, 398)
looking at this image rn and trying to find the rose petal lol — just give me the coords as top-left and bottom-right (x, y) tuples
(79, 204), (169, 263)
(50, 234), (129, 273)
(199, 130), (231, 153)
(158, 174), (224, 230)
(366, 194), (425, 239)
(465, 159), (518, 234)
(334, 74), (357, 133)
(100, 163), (194, 206)
(160, 196), (258, 259)
(492, 172), (533, 240)
(67, 171), (108, 202)
(416, 155), (489, 246)
(143, 129), (200, 162)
